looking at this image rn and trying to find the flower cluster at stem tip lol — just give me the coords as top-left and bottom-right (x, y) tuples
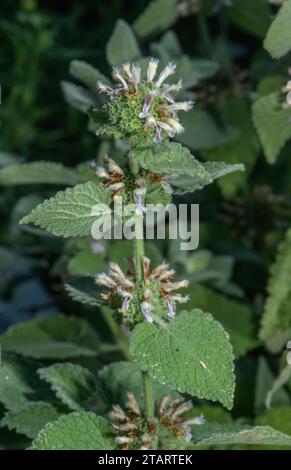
(97, 58), (193, 144)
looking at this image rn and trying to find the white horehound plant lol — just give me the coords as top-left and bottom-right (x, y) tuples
(20, 58), (248, 450)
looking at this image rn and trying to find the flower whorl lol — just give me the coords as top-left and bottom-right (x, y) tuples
(97, 58), (193, 144)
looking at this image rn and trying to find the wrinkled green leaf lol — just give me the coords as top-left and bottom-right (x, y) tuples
(133, 0), (178, 38)
(1, 403), (60, 439)
(260, 228), (291, 352)
(31, 412), (116, 450)
(0, 353), (54, 412)
(69, 60), (110, 90)
(130, 309), (235, 409)
(264, 0), (291, 59)
(38, 363), (99, 411)
(0, 162), (82, 186)
(65, 277), (105, 307)
(223, 0), (271, 38)
(252, 92), (291, 164)
(178, 109), (240, 151)
(106, 20), (141, 66)
(184, 284), (257, 357)
(20, 182), (112, 238)
(61, 81), (98, 113)
(191, 423), (291, 447)
(0, 314), (100, 359)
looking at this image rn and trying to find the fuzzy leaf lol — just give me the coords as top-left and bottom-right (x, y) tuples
(65, 277), (105, 307)
(145, 178), (172, 205)
(260, 228), (291, 352)
(166, 176), (209, 194)
(0, 314), (100, 359)
(169, 161), (244, 194)
(184, 284), (257, 358)
(61, 81), (98, 113)
(106, 20), (141, 67)
(38, 363), (99, 411)
(20, 182), (112, 238)
(203, 161), (245, 180)
(178, 109), (240, 151)
(264, 0), (291, 59)
(191, 423), (291, 447)
(222, 0), (271, 38)
(1, 403), (60, 439)
(0, 353), (54, 412)
(132, 142), (212, 183)
(150, 31), (218, 88)
(12, 194), (44, 222)
(256, 407), (291, 440)
(190, 59), (219, 81)
(133, 0), (178, 38)
(204, 97), (258, 197)
(0, 162), (82, 186)
(69, 60), (110, 91)
(252, 92), (291, 164)
(31, 412), (116, 450)
(130, 309), (235, 410)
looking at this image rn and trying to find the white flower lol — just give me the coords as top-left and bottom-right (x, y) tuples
(147, 58), (159, 82)
(133, 184), (147, 215)
(110, 393), (157, 450)
(142, 257), (189, 319)
(156, 62), (176, 88)
(96, 257), (188, 324)
(112, 67), (129, 90)
(132, 63), (141, 86)
(282, 70), (291, 108)
(93, 156), (125, 197)
(163, 101), (194, 112)
(186, 414), (205, 426)
(122, 63), (133, 80)
(138, 91), (155, 118)
(141, 301), (154, 323)
(167, 299), (175, 317)
(98, 59), (192, 142)
(158, 395), (203, 442)
(97, 81), (113, 94)
(164, 117), (184, 134)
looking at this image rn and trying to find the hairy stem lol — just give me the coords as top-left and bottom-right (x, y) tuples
(142, 370), (155, 418)
(134, 212), (144, 281)
(130, 153), (155, 420)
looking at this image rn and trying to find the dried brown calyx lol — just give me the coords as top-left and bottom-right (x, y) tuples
(110, 393), (205, 450)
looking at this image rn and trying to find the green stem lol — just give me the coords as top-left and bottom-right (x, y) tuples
(142, 370), (155, 418)
(130, 152), (144, 283)
(134, 213), (144, 282)
(130, 153), (155, 419)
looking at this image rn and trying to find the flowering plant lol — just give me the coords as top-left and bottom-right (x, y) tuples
(15, 52), (244, 449)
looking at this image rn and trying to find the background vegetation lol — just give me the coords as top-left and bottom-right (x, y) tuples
(1, 0), (291, 450)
